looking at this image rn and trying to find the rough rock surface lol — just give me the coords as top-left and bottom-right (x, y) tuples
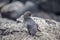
(0, 15), (60, 40)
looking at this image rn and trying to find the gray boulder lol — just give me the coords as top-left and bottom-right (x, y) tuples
(1, 1), (24, 20)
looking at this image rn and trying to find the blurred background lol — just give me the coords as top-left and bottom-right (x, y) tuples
(0, 0), (60, 22)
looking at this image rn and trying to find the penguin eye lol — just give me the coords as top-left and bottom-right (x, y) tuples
(28, 13), (31, 16)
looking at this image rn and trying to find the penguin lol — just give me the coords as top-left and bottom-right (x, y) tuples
(23, 11), (40, 36)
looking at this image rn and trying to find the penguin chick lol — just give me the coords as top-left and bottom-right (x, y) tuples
(23, 11), (40, 36)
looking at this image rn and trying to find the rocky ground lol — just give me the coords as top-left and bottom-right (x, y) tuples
(0, 15), (59, 40)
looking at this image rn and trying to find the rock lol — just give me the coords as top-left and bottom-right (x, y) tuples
(1, 1), (24, 12)
(1, 1), (24, 20)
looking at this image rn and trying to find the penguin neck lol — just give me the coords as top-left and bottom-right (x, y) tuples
(24, 18), (31, 21)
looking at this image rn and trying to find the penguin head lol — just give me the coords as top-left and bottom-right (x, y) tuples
(24, 11), (32, 19)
